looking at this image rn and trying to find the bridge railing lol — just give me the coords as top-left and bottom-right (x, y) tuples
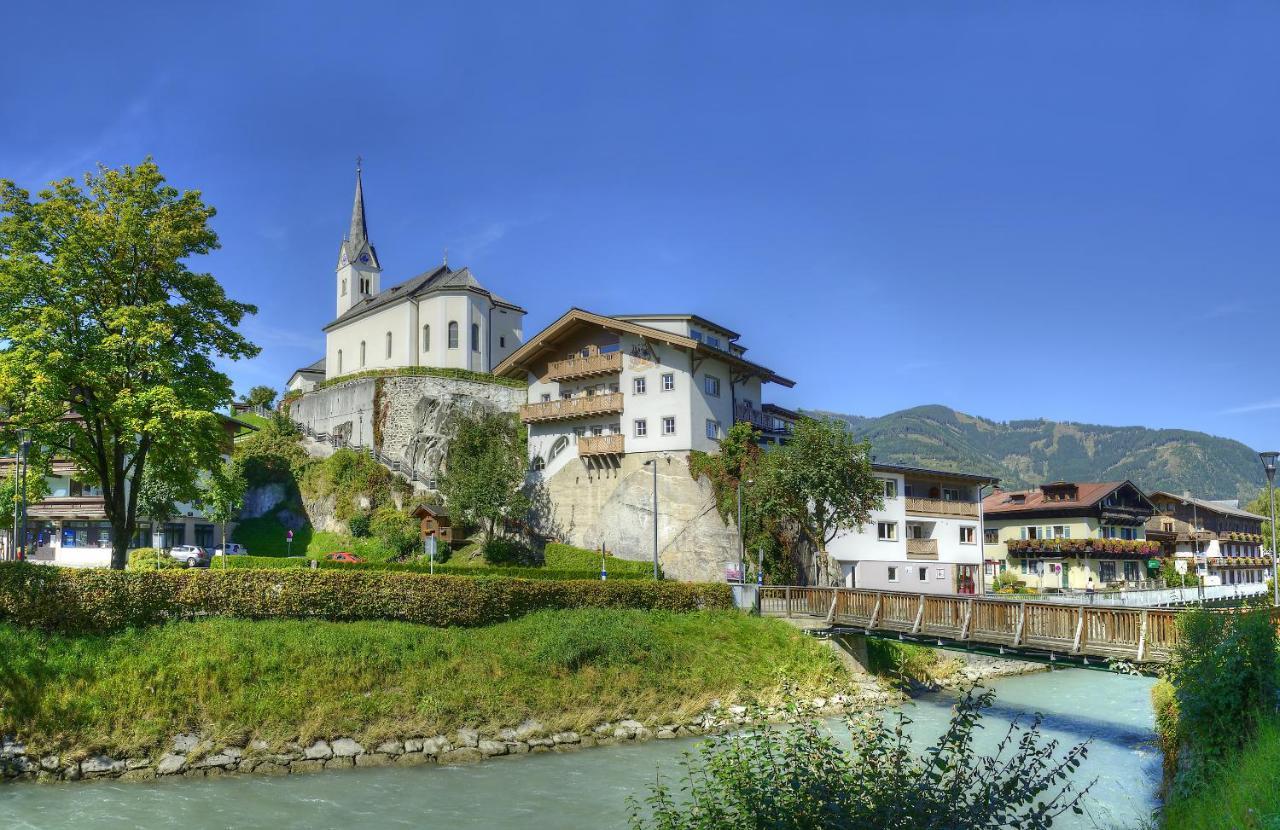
(760, 585), (1189, 662)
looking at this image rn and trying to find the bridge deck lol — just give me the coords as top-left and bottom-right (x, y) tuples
(760, 587), (1191, 663)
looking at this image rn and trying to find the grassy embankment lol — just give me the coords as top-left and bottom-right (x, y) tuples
(0, 610), (847, 759)
(1161, 719), (1280, 830)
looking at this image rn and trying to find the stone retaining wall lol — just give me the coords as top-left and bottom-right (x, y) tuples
(0, 683), (901, 784)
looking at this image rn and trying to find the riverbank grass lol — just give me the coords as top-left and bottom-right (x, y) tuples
(1161, 717), (1280, 830)
(0, 610), (848, 759)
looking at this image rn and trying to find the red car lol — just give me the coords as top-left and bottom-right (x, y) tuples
(325, 551), (365, 563)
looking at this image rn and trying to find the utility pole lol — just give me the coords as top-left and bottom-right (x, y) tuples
(1261, 452), (1279, 607)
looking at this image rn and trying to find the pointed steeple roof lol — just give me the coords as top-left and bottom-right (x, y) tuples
(337, 158), (381, 270)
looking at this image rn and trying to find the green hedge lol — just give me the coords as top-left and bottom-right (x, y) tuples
(0, 563), (730, 632)
(543, 542), (658, 576)
(218, 555), (652, 580)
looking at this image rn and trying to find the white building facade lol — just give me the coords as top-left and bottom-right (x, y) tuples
(494, 310), (795, 480)
(827, 464), (997, 595)
(306, 165), (525, 384)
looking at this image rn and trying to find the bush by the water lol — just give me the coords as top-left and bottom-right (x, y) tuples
(0, 562), (730, 632)
(630, 686), (1092, 830)
(125, 548), (178, 571)
(544, 542), (656, 576)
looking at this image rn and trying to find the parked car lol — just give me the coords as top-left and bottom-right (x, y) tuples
(169, 545), (209, 568)
(324, 551), (364, 563)
(213, 543), (249, 557)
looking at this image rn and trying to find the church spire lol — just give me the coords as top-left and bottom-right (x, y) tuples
(349, 156), (369, 248)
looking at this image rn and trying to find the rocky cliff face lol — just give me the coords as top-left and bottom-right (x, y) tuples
(536, 452), (741, 582)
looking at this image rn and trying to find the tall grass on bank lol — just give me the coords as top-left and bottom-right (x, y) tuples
(1161, 718), (1280, 830)
(0, 610), (847, 758)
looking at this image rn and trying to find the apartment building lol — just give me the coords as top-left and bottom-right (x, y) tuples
(493, 309), (795, 477)
(826, 464), (998, 595)
(1145, 491), (1271, 587)
(982, 481), (1158, 591)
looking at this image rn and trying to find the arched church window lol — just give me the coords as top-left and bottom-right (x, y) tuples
(337, 350), (342, 374)
(448, 321), (459, 349)
(471, 323), (480, 352)
(341, 279), (347, 296)
(386, 332), (392, 358)
(531, 456), (545, 472)
(422, 325), (430, 352)
(360, 341), (366, 368)
(548, 436), (569, 462)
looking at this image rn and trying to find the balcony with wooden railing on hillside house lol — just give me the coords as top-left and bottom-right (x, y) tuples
(578, 434), (624, 457)
(906, 538), (939, 559)
(544, 346), (623, 383)
(521, 392), (625, 424)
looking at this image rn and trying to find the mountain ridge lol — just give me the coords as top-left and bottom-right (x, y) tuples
(808, 404), (1266, 504)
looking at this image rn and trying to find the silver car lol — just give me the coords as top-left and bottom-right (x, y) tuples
(168, 544), (209, 568)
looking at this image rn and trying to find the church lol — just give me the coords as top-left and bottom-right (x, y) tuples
(290, 164), (526, 392)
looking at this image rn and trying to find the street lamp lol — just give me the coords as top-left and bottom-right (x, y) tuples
(1260, 451), (1279, 607)
(736, 477), (754, 584)
(643, 458), (659, 579)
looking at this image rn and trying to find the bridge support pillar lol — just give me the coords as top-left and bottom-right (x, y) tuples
(828, 633), (871, 677)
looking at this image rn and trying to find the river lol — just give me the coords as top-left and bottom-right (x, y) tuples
(2, 668), (1159, 829)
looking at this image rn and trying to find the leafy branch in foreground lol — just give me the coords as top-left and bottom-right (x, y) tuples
(630, 687), (1094, 830)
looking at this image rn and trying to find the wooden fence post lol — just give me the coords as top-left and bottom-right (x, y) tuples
(1013, 601), (1027, 647)
(911, 594), (926, 634)
(1072, 605), (1085, 654)
(1137, 610), (1149, 662)
(785, 586), (792, 618)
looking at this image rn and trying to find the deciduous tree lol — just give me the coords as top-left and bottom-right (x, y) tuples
(440, 409), (528, 543)
(202, 457), (247, 568)
(244, 385), (277, 409)
(0, 160), (258, 568)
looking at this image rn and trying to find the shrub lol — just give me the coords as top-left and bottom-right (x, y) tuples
(544, 542), (656, 576)
(482, 537), (528, 565)
(348, 513), (371, 538)
(218, 555), (641, 580)
(630, 687), (1093, 830)
(369, 506), (418, 556)
(312, 365), (526, 392)
(0, 562), (731, 632)
(1151, 678), (1180, 783)
(125, 548), (178, 571)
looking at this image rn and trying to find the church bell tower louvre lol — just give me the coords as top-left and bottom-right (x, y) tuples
(335, 157), (382, 317)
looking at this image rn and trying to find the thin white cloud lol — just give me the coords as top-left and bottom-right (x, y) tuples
(1219, 399), (1280, 416)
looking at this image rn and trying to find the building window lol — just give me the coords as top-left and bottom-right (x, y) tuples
(983, 528), (999, 544)
(471, 323), (480, 352)
(634, 419), (648, 438)
(633, 377), (646, 395)
(531, 456), (545, 471)
(561, 391), (572, 400)
(337, 350), (343, 374)
(548, 437), (569, 462)
(936, 568), (946, 580)
(341, 279), (347, 296)
(386, 331), (392, 358)
(661, 373), (674, 391)
(918, 566), (928, 581)
(877, 522), (898, 541)
(422, 325), (430, 352)
(880, 479), (897, 499)
(1051, 525), (1071, 539)
(959, 526), (976, 544)
(591, 425), (604, 437)
(706, 419), (721, 440)
(942, 487), (960, 501)
(572, 426), (585, 439)
(540, 393), (551, 402)
(359, 341), (366, 368)
(448, 321), (459, 349)
(662, 416), (676, 436)
(887, 566), (899, 582)
(499, 336), (505, 348)
(704, 375), (721, 397)
(705, 335), (721, 349)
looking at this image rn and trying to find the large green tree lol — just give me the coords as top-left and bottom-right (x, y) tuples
(0, 160), (258, 569)
(202, 457), (247, 568)
(440, 409), (528, 543)
(243, 385), (277, 409)
(754, 417), (882, 584)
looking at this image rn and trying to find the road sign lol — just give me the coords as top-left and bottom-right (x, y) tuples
(287, 530), (294, 540)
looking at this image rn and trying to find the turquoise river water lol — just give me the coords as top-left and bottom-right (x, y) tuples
(2, 668), (1159, 829)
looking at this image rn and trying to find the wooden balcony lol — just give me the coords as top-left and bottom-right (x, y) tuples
(545, 350), (622, 382)
(579, 434), (624, 457)
(906, 538), (939, 559)
(734, 403), (768, 429)
(904, 496), (979, 518)
(521, 392), (624, 424)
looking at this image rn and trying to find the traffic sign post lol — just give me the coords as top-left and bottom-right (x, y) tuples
(287, 529), (294, 557)
(425, 535), (437, 575)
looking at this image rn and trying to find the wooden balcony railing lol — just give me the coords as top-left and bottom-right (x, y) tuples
(545, 351), (622, 382)
(521, 392), (624, 424)
(906, 538), (939, 559)
(734, 403), (767, 429)
(904, 496), (979, 518)
(579, 434), (624, 457)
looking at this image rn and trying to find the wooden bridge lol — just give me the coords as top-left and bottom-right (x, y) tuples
(759, 586), (1183, 664)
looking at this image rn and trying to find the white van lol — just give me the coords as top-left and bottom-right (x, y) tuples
(213, 543), (249, 557)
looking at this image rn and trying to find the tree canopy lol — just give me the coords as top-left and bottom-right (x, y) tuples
(0, 159), (258, 568)
(244, 385), (277, 409)
(439, 408), (528, 542)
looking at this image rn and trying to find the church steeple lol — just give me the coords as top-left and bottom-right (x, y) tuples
(336, 157), (382, 317)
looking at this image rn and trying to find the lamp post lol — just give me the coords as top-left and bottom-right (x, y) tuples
(736, 477), (753, 584)
(1260, 451), (1279, 607)
(644, 458), (659, 579)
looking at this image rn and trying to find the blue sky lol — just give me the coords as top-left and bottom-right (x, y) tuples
(4, 3), (1278, 450)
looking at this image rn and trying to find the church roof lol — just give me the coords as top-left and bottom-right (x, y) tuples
(323, 264), (526, 331)
(337, 166), (381, 270)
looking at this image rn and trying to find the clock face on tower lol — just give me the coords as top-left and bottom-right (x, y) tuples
(359, 253), (370, 264)
(340, 252), (348, 266)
